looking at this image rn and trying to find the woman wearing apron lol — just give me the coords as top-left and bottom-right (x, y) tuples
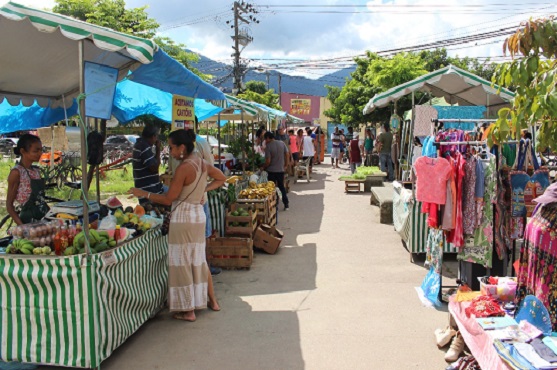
(6, 134), (50, 225)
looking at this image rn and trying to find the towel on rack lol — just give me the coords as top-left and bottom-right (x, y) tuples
(434, 106), (487, 130)
(414, 105), (437, 136)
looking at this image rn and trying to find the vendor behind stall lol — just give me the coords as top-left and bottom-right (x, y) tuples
(132, 125), (166, 205)
(6, 134), (50, 225)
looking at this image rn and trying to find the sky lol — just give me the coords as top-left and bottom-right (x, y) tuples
(10, 0), (557, 79)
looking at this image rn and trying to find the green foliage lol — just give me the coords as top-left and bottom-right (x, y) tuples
(52, 0), (210, 81)
(491, 17), (557, 151)
(324, 48), (499, 126)
(245, 80), (268, 95)
(237, 89), (281, 110)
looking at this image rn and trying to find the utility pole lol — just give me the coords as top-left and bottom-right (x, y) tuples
(230, 1), (257, 95)
(278, 74), (282, 107)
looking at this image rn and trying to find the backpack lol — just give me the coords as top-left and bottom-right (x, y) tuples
(87, 131), (104, 165)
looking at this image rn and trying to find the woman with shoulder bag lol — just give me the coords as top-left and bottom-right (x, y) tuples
(129, 129), (226, 322)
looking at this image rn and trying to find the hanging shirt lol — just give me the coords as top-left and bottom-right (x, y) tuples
(414, 157), (452, 204)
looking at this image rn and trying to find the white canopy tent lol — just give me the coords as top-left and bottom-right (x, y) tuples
(363, 65), (515, 116)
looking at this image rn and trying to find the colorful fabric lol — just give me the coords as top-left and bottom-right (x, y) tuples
(458, 156), (496, 267)
(447, 153), (466, 248)
(494, 164), (512, 259)
(493, 340), (537, 370)
(516, 204), (557, 332)
(510, 169), (551, 218)
(414, 157), (452, 204)
(462, 156), (477, 235)
(168, 158), (209, 312)
(425, 228), (444, 274)
(442, 171), (456, 230)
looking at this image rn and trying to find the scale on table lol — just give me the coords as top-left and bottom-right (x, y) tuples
(44, 200), (100, 219)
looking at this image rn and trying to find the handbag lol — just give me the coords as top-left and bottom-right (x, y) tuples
(161, 163), (204, 236)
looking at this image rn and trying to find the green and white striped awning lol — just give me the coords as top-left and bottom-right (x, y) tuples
(225, 94), (305, 124)
(0, 1), (158, 108)
(363, 65), (515, 115)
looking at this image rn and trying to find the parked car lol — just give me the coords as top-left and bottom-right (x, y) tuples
(204, 135), (229, 153)
(0, 138), (18, 155)
(103, 135), (137, 153)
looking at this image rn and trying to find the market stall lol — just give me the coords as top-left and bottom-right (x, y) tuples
(0, 2), (225, 367)
(362, 66), (525, 305)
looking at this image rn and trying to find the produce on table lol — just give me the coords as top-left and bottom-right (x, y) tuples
(239, 181), (276, 200)
(356, 166), (382, 176)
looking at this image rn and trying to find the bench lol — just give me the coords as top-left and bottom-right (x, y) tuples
(370, 185), (393, 224)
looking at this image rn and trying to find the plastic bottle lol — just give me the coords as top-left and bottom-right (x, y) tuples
(53, 226), (62, 256)
(59, 225), (69, 254)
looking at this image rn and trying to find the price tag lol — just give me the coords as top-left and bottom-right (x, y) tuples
(101, 250), (117, 266)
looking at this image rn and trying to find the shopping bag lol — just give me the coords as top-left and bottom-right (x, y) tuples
(421, 267), (441, 305)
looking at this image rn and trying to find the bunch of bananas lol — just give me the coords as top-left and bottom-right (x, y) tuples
(226, 175), (241, 184)
(239, 181), (276, 200)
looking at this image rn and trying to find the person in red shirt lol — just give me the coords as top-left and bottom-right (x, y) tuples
(348, 133), (362, 174)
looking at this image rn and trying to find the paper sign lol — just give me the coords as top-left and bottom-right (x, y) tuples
(84, 62), (118, 120)
(101, 250), (117, 266)
(172, 95), (195, 131)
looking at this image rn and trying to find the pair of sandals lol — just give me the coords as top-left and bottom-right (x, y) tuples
(173, 298), (220, 322)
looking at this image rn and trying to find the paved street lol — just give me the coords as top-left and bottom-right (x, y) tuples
(41, 162), (452, 370)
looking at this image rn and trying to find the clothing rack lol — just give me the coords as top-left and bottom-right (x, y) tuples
(431, 119), (498, 123)
(433, 140), (519, 147)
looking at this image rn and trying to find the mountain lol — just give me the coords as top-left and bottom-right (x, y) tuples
(190, 52), (355, 97)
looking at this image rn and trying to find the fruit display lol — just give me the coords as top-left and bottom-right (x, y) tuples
(6, 239), (54, 255)
(113, 209), (152, 236)
(70, 229), (116, 255)
(229, 207), (254, 227)
(226, 175), (242, 184)
(239, 181), (276, 200)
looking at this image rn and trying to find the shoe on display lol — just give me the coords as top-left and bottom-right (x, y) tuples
(210, 266), (222, 276)
(444, 333), (464, 363)
(435, 326), (457, 348)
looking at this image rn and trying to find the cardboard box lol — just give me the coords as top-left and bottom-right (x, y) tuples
(253, 224), (284, 254)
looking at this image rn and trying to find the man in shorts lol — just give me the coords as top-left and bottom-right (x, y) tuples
(330, 126), (341, 168)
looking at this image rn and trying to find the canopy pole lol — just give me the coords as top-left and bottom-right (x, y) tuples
(241, 110), (246, 173)
(95, 118), (100, 204)
(408, 92), (415, 183)
(79, 40), (90, 255)
(217, 113), (221, 168)
(50, 126), (55, 170)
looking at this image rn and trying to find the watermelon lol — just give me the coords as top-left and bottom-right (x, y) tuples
(106, 197), (123, 209)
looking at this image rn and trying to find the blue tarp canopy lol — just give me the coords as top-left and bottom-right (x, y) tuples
(0, 78), (224, 134)
(112, 79), (223, 124)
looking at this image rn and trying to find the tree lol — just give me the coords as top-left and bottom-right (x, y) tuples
(491, 17), (557, 151)
(237, 89), (281, 110)
(52, 0), (210, 80)
(324, 49), (499, 126)
(245, 81), (267, 95)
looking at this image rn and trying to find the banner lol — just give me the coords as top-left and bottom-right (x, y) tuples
(291, 99), (310, 116)
(171, 95), (195, 131)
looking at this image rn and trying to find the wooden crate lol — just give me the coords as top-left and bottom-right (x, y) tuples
(206, 237), (253, 269)
(225, 203), (258, 236)
(238, 191), (277, 226)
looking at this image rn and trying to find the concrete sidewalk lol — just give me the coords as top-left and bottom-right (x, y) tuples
(41, 162), (451, 369)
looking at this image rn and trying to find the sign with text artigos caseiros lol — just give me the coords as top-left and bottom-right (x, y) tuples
(171, 95), (195, 132)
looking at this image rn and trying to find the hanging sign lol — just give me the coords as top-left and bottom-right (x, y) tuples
(171, 95), (195, 131)
(390, 114), (401, 131)
(84, 62), (118, 120)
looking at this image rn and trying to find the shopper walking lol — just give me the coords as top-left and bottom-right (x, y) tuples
(330, 126), (341, 168)
(348, 133), (362, 174)
(377, 123), (394, 181)
(302, 127), (316, 175)
(288, 129), (299, 170)
(262, 131), (290, 210)
(129, 129), (226, 321)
